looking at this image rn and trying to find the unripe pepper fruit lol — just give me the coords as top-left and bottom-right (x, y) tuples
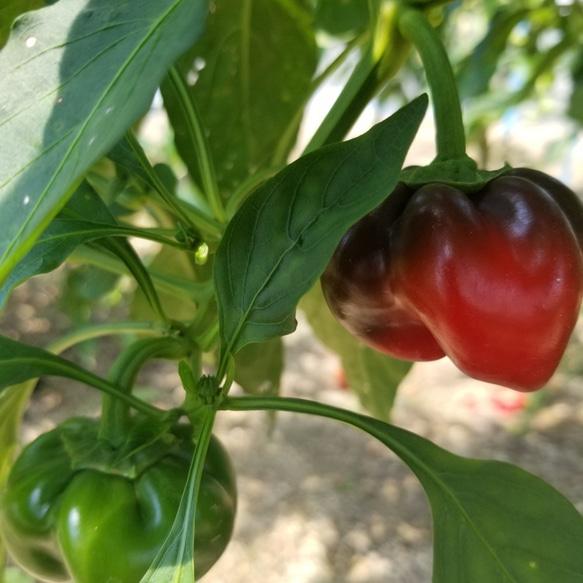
(0, 418), (237, 583)
(321, 168), (583, 391)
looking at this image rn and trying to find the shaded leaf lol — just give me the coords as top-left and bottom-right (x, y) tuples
(130, 246), (197, 323)
(314, 0), (370, 38)
(352, 416), (583, 582)
(0, 195), (170, 311)
(0, 0), (44, 49)
(215, 95), (428, 357)
(163, 0), (318, 196)
(300, 284), (410, 421)
(234, 338), (283, 396)
(0, 0), (208, 285)
(0, 335), (104, 391)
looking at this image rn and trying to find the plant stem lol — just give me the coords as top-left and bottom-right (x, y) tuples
(47, 321), (168, 354)
(167, 66), (226, 225)
(124, 131), (206, 235)
(271, 32), (367, 165)
(303, 1), (410, 153)
(69, 245), (214, 303)
(397, 7), (467, 161)
(98, 337), (191, 447)
(219, 395), (427, 476)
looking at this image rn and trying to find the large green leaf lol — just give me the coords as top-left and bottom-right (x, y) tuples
(0, 0), (208, 286)
(300, 284), (410, 422)
(0, 0), (44, 49)
(223, 395), (583, 582)
(0, 335), (156, 418)
(0, 182), (172, 315)
(163, 0), (318, 196)
(214, 95), (428, 357)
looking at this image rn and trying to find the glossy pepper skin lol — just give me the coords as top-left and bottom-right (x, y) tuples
(0, 417), (237, 583)
(321, 168), (583, 391)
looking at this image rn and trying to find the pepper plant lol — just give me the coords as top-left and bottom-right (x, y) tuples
(0, 0), (582, 582)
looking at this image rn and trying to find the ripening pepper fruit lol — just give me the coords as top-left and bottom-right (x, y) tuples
(321, 168), (583, 391)
(0, 417), (237, 583)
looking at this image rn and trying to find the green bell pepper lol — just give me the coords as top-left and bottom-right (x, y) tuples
(0, 417), (237, 582)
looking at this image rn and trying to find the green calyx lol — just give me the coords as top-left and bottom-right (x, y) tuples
(396, 5), (512, 192)
(59, 416), (184, 480)
(400, 160), (512, 193)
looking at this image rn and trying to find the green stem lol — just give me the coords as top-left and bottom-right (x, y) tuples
(74, 368), (164, 419)
(150, 193), (223, 239)
(113, 226), (185, 249)
(397, 7), (467, 161)
(98, 337), (191, 446)
(69, 246), (214, 304)
(125, 131), (204, 234)
(98, 238), (170, 326)
(304, 2), (410, 153)
(220, 395), (427, 477)
(167, 66), (226, 225)
(47, 321), (168, 354)
(271, 32), (367, 165)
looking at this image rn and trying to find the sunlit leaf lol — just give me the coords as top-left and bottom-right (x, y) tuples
(0, 0), (208, 286)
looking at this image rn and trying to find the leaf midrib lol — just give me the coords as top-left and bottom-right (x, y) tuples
(0, 0), (186, 269)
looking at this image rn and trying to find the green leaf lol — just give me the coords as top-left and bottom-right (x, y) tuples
(215, 95), (428, 358)
(234, 338), (284, 396)
(0, 0), (208, 286)
(568, 48), (583, 124)
(0, 335), (159, 419)
(140, 410), (216, 583)
(0, 335), (104, 391)
(223, 395), (583, 583)
(163, 0), (318, 196)
(314, 0), (370, 38)
(300, 284), (410, 422)
(107, 135), (155, 188)
(0, 0), (44, 50)
(0, 183), (175, 312)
